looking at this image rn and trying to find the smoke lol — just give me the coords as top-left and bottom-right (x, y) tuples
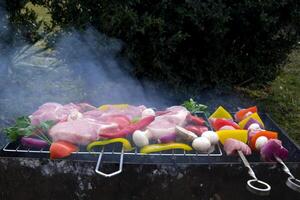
(0, 4), (255, 147)
(0, 4), (157, 147)
(0, 5), (175, 147)
(0, 26), (175, 115)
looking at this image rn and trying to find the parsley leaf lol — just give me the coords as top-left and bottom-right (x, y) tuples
(182, 98), (209, 115)
(3, 116), (55, 142)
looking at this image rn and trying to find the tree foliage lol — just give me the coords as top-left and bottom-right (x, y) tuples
(5, 0), (300, 87)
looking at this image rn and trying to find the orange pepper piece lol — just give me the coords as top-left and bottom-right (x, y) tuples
(235, 106), (257, 122)
(250, 130), (278, 150)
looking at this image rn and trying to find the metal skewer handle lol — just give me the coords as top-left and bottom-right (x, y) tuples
(95, 148), (124, 177)
(275, 156), (300, 192)
(238, 150), (271, 196)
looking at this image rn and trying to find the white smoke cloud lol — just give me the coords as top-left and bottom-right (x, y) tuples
(0, 14), (174, 145)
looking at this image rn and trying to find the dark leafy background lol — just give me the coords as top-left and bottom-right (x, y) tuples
(4, 0), (300, 88)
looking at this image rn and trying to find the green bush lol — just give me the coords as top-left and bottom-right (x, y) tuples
(5, 0), (300, 87)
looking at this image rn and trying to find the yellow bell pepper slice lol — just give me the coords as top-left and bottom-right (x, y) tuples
(216, 130), (248, 144)
(98, 104), (129, 111)
(140, 143), (193, 154)
(238, 112), (264, 129)
(209, 106), (232, 119)
(87, 138), (134, 152)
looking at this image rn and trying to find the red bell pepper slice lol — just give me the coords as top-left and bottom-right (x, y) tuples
(184, 125), (208, 136)
(187, 115), (206, 125)
(212, 118), (240, 131)
(103, 115), (130, 129)
(99, 116), (155, 138)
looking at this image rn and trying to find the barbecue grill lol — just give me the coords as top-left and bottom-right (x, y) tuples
(1, 112), (300, 198)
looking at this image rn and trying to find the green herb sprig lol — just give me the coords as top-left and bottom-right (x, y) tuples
(3, 116), (54, 143)
(182, 98), (209, 115)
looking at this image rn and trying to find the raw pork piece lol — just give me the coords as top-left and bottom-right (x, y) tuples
(30, 102), (97, 126)
(76, 103), (97, 112)
(146, 106), (190, 139)
(49, 118), (119, 145)
(30, 103), (75, 125)
(223, 138), (252, 156)
(82, 109), (104, 121)
(48, 104), (146, 144)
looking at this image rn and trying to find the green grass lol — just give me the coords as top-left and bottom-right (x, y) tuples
(238, 47), (300, 145)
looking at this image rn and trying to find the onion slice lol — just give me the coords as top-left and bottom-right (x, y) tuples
(158, 133), (177, 143)
(260, 139), (288, 162)
(21, 137), (49, 149)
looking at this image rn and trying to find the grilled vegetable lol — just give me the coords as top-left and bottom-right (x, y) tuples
(132, 130), (150, 147)
(182, 98), (208, 113)
(192, 137), (211, 152)
(247, 123), (262, 132)
(158, 133), (177, 143)
(260, 139), (288, 162)
(50, 141), (78, 159)
(219, 125), (236, 130)
(244, 118), (264, 130)
(87, 138), (134, 151)
(238, 113), (264, 129)
(98, 104), (128, 111)
(104, 115), (130, 129)
(3, 117), (31, 141)
(249, 131), (278, 150)
(187, 115), (206, 126)
(216, 130), (248, 144)
(99, 116), (155, 138)
(21, 137), (49, 149)
(184, 125), (208, 136)
(234, 106), (257, 122)
(209, 106), (232, 120)
(3, 116), (54, 143)
(175, 126), (197, 141)
(201, 131), (219, 145)
(212, 118), (240, 131)
(140, 143), (192, 154)
(255, 136), (268, 150)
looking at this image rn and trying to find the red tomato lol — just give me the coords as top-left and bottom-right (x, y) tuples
(50, 141), (78, 159)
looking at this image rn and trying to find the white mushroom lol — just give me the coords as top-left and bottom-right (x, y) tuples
(201, 131), (219, 145)
(142, 108), (155, 118)
(175, 126), (197, 142)
(132, 130), (151, 147)
(248, 123), (261, 131)
(192, 137), (211, 152)
(255, 136), (268, 150)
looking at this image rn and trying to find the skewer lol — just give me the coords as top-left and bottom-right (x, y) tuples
(237, 150), (271, 196)
(275, 156), (300, 192)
